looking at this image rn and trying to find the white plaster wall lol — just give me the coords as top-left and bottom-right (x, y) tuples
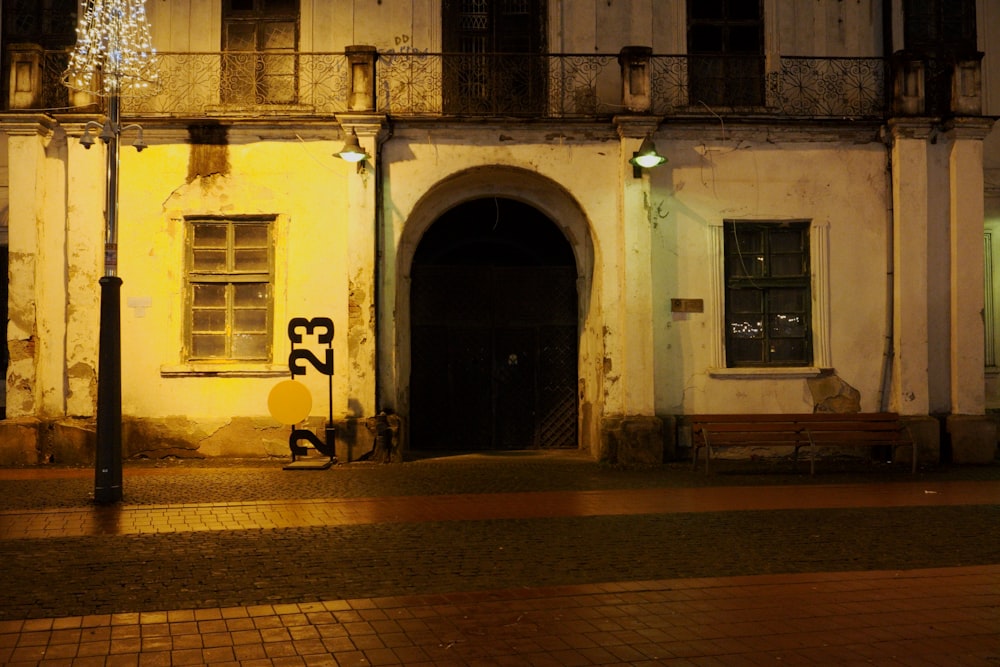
(649, 135), (890, 414)
(113, 133), (354, 423)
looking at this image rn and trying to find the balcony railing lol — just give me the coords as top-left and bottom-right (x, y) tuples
(20, 49), (887, 120)
(122, 52), (352, 116)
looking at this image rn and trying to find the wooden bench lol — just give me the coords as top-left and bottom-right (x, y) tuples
(689, 413), (917, 474)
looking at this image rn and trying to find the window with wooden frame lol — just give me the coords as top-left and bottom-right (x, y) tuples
(222, 0), (299, 104)
(186, 217), (274, 361)
(687, 0), (764, 107)
(441, 0), (547, 114)
(724, 221), (812, 367)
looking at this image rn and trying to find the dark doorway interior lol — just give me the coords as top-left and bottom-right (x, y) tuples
(410, 198), (577, 450)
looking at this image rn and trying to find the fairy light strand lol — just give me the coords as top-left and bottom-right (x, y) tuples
(64, 0), (159, 98)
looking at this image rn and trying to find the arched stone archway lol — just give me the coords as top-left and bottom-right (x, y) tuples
(384, 166), (601, 455)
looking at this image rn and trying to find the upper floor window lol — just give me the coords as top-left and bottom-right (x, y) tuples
(1, 0), (77, 109)
(725, 221), (812, 367)
(442, 0), (547, 115)
(222, 0), (299, 105)
(186, 217), (274, 361)
(687, 0), (764, 108)
(903, 0), (977, 116)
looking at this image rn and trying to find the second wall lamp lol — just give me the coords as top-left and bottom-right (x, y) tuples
(629, 135), (667, 178)
(335, 129), (369, 170)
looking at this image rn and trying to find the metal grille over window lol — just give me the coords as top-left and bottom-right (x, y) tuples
(187, 218), (274, 361)
(724, 221), (812, 367)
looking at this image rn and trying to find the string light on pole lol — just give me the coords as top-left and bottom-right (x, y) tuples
(64, 0), (158, 505)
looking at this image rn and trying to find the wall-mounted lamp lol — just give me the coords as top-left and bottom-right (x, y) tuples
(629, 135), (667, 178)
(335, 129), (369, 170)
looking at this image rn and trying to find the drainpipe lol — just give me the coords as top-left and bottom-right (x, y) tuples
(374, 120), (393, 415)
(879, 142), (895, 412)
(878, 6), (896, 413)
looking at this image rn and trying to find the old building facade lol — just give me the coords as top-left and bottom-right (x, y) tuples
(0, 0), (998, 465)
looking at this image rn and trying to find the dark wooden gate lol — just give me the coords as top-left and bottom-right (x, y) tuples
(410, 265), (577, 450)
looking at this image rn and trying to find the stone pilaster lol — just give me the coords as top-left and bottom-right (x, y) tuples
(1, 115), (57, 422)
(335, 113), (386, 460)
(944, 118), (997, 462)
(601, 116), (663, 463)
(887, 120), (932, 417)
(61, 116), (109, 417)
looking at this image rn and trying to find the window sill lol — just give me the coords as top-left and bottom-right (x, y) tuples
(709, 367), (824, 379)
(161, 363), (289, 378)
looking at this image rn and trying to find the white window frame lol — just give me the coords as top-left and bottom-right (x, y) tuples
(708, 219), (830, 378)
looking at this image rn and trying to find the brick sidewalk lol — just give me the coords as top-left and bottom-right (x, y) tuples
(1, 458), (998, 665)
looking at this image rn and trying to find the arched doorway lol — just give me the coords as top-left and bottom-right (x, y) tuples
(409, 198), (578, 450)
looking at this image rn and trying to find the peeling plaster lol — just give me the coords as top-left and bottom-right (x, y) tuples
(187, 124), (230, 182)
(807, 373), (862, 413)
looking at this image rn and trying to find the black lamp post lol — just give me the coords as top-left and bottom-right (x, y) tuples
(64, 0), (157, 504)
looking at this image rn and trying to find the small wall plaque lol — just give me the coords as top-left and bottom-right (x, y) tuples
(671, 298), (704, 313)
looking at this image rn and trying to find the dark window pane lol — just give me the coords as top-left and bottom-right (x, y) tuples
(728, 289), (762, 314)
(262, 21), (295, 49)
(193, 224), (227, 247)
(234, 283), (269, 306)
(769, 229), (803, 253)
(192, 249), (227, 272)
(690, 0), (724, 20)
(234, 249), (269, 272)
(769, 312), (807, 338)
(727, 254), (765, 278)
(727, 0), (760, 20)
(770, 338), (808, 364)
(770, 254), (805, 277)
(192, 283), (226, 307)
(235, 224), (269, 247)
(729, 318), (764, 339)
(728, 26), (761, 53)
(234, 309), (268, 332)
(192, 309), (226, 332)
(192, 334), (227, 358)
(768, 287), (808, 312)
(689, 25), (723, 53)
(731, 228), (762, 252)
(232, 333), (269, 358)
(225, 22), (256, 50)
(729, 337), (764, 363)
(265, 0), (298, 15)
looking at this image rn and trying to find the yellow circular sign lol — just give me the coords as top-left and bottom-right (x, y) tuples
(268, 380), (312, 425)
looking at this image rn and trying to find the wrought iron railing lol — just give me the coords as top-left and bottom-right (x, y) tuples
(121, 52), (351, 115)
(22, 49), (886, 119)
(768, 56), (886, 118)
(650, 55), (886, 117)
(376, 52), (621, 117)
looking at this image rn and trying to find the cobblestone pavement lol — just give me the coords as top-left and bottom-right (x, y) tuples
(1, 452), (999, 665)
